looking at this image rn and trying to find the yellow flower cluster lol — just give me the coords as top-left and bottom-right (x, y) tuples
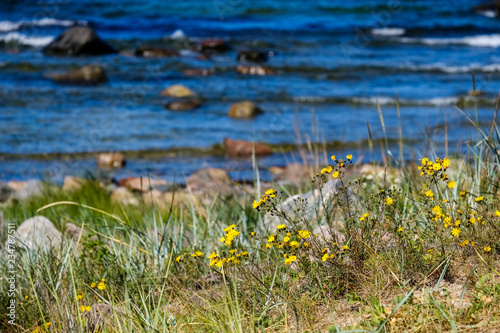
(220, 224), (240, 246)
(209, 250), (249, 272)
(253, 188), (277, 209)
(32, 322), (51, 333)
(319, 154), (353, 178)
(266, 228), (312, 250)
(90, 278), (106, 290)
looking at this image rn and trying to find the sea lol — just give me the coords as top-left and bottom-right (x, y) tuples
(1, 0), (499, 183)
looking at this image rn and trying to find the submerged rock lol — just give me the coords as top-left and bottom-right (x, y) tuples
(45, 64), (107, 85)
(183, 68), (214, 76)
(165, 98), (201, 111)
(228, 101), (263, 118)
(224, 138), (272, 157)
(10, 216), (62, 251)
(237, 50), (267, 63)
(197, 38), (228, 52)
(186, 168), (235, 198)
(161, 84), (196, 97)
(43, 26), (116, 56)
(237, 65), (274, 75)
(473, 1), (500, 16)
(97, 152), (125, 168)
(135, 46), (178, 57)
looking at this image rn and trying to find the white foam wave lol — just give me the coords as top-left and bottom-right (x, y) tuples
(0, 32), (54, 47)
(402, 63), (500, 74)
(371, 28), (405, 36)
(353, 96), (459, 107)
(399, 34), (500, 48)
(169, 29), (186, 39)
(0, 18), (84, 32)
(477, 10), (497, 18)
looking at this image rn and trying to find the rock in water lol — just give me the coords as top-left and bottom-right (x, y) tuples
(237, 65), (275, 75)
(165, 99), (201, 111)
(45, 65), (107, 85)
(474, 1), (500, 16)
(186, 168), (235, 198)
(43, 26), (116, 56)
(224, 138), (272, 157)
(97, 152), (125, 168)
(161, 84), (196, 97)
(117, 177), (169, 192)
(237, 50), (267, 63)
(11, 216), (62, 250)
(197, 38), (228, 52)
(228, 101), (263, 118)
(135, 46), (178, 57)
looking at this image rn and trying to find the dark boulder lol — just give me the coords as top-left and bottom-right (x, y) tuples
(135, 46), (178, 57)
(44, 64), (107, 85)
(0, 181), (13, 202)
(237, 50), (267, 63)
(43, 26), (116, 56)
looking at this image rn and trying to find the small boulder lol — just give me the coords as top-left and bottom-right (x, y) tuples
(224, 138), (272, 157)
(183, 68), (214, 76)
(237, 50), (267, 63)
(64, 222), (84, 242)
(12, 180), (43, 200)
(97, 152), (125, 168)
(228, 101), (263, 118)
(10, 216), (62, 251)
(45, 65), (107, 85)
(118, 177), (169, 192)
(186, 168), (235, 198)
(161, 84), (196, 98)
(43, 26), (116, 56)
(110, 187), (139, 206)
(0, 181), (13, 202)
(165, 98), (201, 111)
(197, 38), (228, 52)
(237, 65), (274, 75)
(135, 46), (178, 57)
(62, 176), (85, 191)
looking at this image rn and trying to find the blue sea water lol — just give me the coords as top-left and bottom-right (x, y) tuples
(1, 0), (499, 182)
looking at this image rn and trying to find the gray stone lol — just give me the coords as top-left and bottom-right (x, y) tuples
(186, 168), (236, 198)
(11, 216), (62, 251)
(262, 179), (343, 231)
(13, 180), (43, 200)
(43, 26), (116, 56)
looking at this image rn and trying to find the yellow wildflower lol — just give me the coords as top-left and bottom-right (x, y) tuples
(475, 196), (484, 202)
(342, 245), (349, 250)
(265, 188), (276, 198)
(346, 154), (353, 160)
(321, 166), (333, 174)
(442, 158), (450, 168)
(385, 197), (394, 205)
(397, 227), (403, 232)
(332, 171), (339, 178)
(322, 253), (329, 262)
(90, 283), (96, 288)
(283, 236), (290, 243)
(298, 230), (311, 239)
(266, 243), (272, 249)
(432, 163), (442, 171)
(268, 234), (275, 243)
(484, 246), (492, 252)
(451, 227), (461, 238)
(277, 224), (287, 230)
(284, 255), (297, 265)
(496, 210), (500, 217)
(447, 181), (456, 189)
(425, 190), (434, 198)
(331, 155), (336, 161)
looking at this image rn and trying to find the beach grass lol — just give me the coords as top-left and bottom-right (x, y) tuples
(2, 116), (500, 332)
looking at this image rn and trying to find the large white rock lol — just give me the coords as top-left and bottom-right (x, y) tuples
(12, 216), (62, 250)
